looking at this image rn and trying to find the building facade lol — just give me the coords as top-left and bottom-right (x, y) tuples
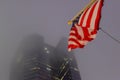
(51, 38), (81, 80)
(10, 35), (81, 80)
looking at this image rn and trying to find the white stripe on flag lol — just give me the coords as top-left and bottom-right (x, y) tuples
(75, 24), (84, 39)
(90, 0), (101, 29)
(82, 1), (96, 27)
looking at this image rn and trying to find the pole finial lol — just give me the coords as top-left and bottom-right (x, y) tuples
(68, 20), (72, 25)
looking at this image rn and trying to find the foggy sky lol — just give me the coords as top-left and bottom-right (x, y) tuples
(0, 0), (120, 80)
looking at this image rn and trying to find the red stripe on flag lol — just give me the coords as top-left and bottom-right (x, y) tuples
(68, 38), (85, 50)
(86, 2), (98, 28)
(94, 0), (103, 31)
(79, 8), (89, 26)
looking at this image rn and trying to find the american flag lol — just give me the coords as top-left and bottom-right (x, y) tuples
(68, 0), (104, 51)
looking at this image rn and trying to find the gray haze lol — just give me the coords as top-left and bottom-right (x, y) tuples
(0, 0), (120, 80)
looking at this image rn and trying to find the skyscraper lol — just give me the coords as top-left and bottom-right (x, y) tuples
(51, 37), (81, 80)
(10, 34), (81, 80)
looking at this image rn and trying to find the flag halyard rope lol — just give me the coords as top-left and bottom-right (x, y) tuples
(99, 28), (120, 44)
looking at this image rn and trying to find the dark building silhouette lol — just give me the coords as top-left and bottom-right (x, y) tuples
(10, 34), (81, 80)
(51, 37), (81, 80)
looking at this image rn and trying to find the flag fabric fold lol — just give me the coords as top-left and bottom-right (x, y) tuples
(68, 0), (104, 51)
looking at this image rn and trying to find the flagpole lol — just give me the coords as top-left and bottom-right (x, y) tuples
(68, 0), (97, 25)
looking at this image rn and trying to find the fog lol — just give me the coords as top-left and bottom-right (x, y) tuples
(0, 0), (120, 80)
